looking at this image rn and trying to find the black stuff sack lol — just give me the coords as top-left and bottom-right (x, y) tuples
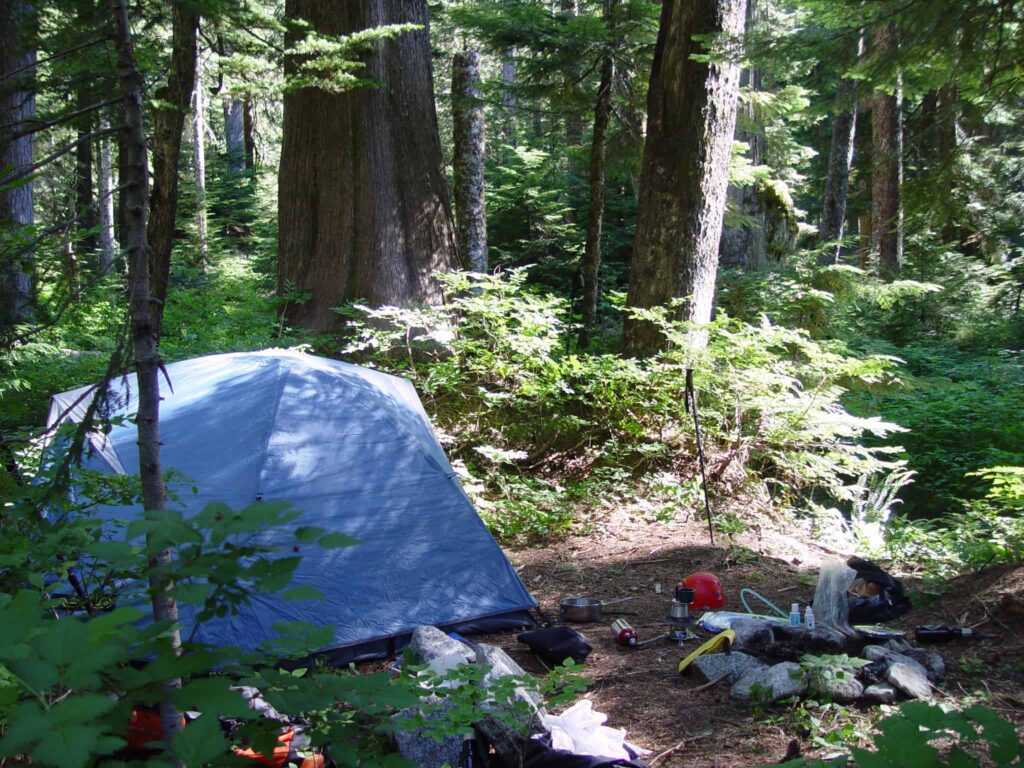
(847, 556), (912, 623)
(517, 626), (592, 666)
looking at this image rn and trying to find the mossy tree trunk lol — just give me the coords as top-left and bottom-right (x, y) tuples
(452, 50), (487, 273)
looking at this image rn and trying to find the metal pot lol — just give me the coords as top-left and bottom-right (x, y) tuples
(559, 596), (634, 623)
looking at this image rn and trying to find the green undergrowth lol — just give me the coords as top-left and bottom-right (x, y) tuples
(337, 269), (907, 545)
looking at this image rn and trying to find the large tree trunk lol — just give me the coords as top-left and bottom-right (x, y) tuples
(577, 0), (620, 350)
(622, 0), (747, 356)
(147, 2), (199, 336)
(452, 50), (487, 273)
(97, 113), (117, 274)
(223, 97), (245, 173)
(278, 0), (458, 331)
(818, 33), (864, 265)
(192, 45), (208, 267)
(870, 23), (902, 281)
(0, 0), (35, 331)
(718, 0), (767, 272)
(112, 0), (184, 757)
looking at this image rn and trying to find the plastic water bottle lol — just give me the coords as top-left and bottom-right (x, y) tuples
(804, 606), (816, 630)
(790, 603), (801, 627)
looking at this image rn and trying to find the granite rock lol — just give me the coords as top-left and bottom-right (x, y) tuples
(731, 662), (808, 703)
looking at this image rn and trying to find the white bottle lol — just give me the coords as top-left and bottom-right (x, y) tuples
(790, 603), (801, 627)
(804, 606), (816, 630)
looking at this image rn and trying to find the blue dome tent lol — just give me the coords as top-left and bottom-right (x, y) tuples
(48, 349), (536, 663)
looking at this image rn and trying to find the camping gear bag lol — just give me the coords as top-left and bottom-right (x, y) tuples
(517, 626), (592, 665)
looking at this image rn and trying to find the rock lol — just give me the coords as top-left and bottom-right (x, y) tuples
(730, 620), (775, 655)
(884, 638), (913, 655)
(409, 626), (474, 664)
(862, 683), (897, 704)
(887, 662), (934, 700)
(809, 669), (864, 704)
(691, 651), (768, 684)
(863, 645), (930, 679)
(392, 697), (463, 768)
(475, 644), (547, 764)
(905, 649), (946, 681)
(477, 644), (544, 710)
(731, 662), (807, 704)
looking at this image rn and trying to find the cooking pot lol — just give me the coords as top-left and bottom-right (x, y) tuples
(559, 596), (634, 623)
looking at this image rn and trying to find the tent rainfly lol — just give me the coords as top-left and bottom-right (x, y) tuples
(48, 349), (536, 663)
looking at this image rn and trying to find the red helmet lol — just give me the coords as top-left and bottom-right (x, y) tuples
(682, 572), (725, 611)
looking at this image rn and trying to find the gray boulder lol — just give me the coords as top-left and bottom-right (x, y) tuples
(905, 649), (946, 681)
(887, 662), (934, 700)
(392, 697), (463, 768)
(731, 662), (807, 704)
(809, 669), (864, 704)
(862, 683), (897, 704)
(476, 644), (546, 767)
(730, 619), (775, 655)
(863, 645), (930, 679)
(409, 626), (475, 664)
(691, 651), (768, 684)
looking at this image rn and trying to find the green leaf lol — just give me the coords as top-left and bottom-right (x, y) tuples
(171, 712), (229, 766)
(318, 532), (360, 548)
(281, 585), (325, 602)
(174, 679), (256, 720)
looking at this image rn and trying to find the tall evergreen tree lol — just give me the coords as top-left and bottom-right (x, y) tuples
(278, 0), (458, 330)
(0, 0), (35, 331)
(622, 0), (747, 355)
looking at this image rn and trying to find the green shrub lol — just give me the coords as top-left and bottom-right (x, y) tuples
(339, 269), (906, 543)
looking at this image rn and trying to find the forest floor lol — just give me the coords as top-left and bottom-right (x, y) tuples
(468, 504), (1024, 767)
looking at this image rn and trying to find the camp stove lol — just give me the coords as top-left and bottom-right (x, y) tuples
(666, 584), (698, 644)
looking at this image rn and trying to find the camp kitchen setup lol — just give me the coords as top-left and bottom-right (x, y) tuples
(48, 349), (969, 768)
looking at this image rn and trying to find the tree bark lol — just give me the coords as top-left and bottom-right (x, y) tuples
(242, 95), (256, 168)
(0, 0), (35, 331)
(278, 0), (459, 331)
(870, 23), (902, 281)
(73, 0), (98, 256)
(192, 45), (208, 267)
(97, 113), (117, 274)
(622, 0), (747, 356)
(578, 0), (620, 350)
(452, 50), (487, 273)
(112, 0), (184, 758)
(501, 49), (517, 144)
(817, 34), (864, 265)
(718, 0), (767, 272)
(147, 2), (199, 337)
(223, 96), (245, 173)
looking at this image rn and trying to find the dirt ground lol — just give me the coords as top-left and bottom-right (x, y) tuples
(466, 506), (1024, 767)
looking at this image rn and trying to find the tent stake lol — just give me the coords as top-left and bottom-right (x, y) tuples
(685, 368), (715, 546)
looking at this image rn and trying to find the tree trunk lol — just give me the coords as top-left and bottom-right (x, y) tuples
(73, 0), (98, 256)
(501, 49), (517, 144)
(242, 95), (256, 168)
(97, 113), (117, 274)
(452, 50), (487, 273)
(278, 0), (459, 331)
(75, 110), (98, 254)
(147, 2), (199, 337)
(718, 0), (767, 272)
(223, 96), (245, 173)
(817, 34), (863, 265)
(577, 0), (620, 350)
(0, 0), (35, 331)
(112, 0), (184, 758)
(193, 46), (208, 268)
(622, 0), (747, 356)
(870, 23), (902, 281)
